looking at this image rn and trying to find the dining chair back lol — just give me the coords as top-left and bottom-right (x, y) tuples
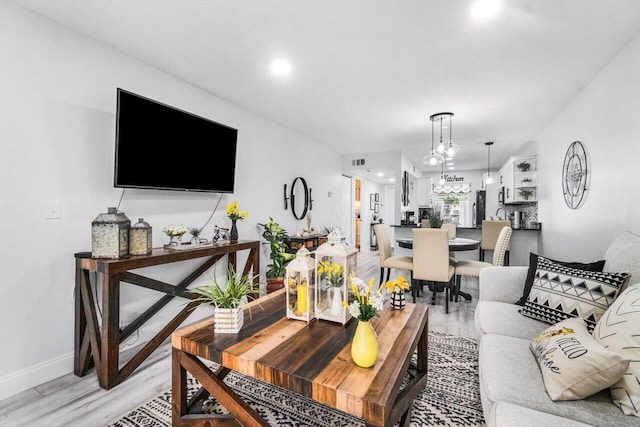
(440, 223), (458, 265)
(412, 228), (455, 312)
(453, 226), (513, 302)
(374, 224), (413, 285)
(480, 220), (511, 263)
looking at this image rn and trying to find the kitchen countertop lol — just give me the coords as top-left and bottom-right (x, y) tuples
(391, 224), (541, 231)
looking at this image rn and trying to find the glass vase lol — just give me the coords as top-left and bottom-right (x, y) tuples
(351, 320), (378, 368)
(229, 219), (238, 242)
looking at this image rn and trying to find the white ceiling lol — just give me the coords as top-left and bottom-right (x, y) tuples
(11, 0), (640, 181)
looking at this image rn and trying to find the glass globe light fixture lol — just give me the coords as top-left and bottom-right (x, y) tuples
(484, 141), (494, 184)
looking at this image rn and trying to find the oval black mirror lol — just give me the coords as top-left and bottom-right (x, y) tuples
(290, 177), (309, 220)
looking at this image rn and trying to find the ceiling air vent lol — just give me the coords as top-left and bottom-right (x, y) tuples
(351, 158), (366, 166)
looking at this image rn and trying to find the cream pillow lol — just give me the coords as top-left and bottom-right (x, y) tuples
(530, 317), (629, 401)
(593, 282), (640, 416)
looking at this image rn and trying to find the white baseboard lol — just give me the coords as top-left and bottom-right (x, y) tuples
(0, 351), (73, 402)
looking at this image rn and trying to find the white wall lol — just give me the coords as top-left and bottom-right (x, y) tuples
(537, 31), (640, 261)
(0, 1), (343, 400)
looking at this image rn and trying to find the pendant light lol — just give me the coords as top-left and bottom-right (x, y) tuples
(445, 114), (459, 157)
(423, 113), (451, 166)
(484, 141), (494, 184)
(438, 161), (446, 185)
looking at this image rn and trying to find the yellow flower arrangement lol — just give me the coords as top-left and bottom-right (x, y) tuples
(226, 201), (249, 221)
(317, 260), (344, 287)
(385, 276), (410, 293)
(344, 273), (384, 321)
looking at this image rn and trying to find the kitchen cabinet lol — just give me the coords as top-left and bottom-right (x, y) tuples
(500, 155), (537, 204)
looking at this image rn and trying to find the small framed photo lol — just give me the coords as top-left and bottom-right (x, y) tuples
(370, 194), (376, 210)
(374, 203), (380, 213)
(374, 193), (379, 202)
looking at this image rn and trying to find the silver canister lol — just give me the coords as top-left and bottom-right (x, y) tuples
(91, 207), (131, 259)
(129, 218), (152, 255)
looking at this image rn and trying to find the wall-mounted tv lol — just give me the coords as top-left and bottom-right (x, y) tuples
(114, 88), (238, 193)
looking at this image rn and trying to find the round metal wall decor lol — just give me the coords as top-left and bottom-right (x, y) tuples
(562, 141), (588, 209)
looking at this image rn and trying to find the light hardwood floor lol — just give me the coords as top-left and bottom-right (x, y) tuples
(0, 251), (478, 427)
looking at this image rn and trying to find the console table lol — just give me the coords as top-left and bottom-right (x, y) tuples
(74, 240), (260, 390)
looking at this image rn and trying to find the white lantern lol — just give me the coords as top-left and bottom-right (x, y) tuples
(314, 228), (357, 325)
(285, 246), (316, 322)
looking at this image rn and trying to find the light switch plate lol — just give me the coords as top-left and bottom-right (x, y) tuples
(45, 199), (61, 219)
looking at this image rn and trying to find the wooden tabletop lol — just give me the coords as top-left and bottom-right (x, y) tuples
(172, 289), (429, 426)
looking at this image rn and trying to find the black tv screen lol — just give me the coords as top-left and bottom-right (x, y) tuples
(114, 88), (237, 193)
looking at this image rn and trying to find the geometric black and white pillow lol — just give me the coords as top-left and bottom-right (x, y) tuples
(519, 256), (629, 332)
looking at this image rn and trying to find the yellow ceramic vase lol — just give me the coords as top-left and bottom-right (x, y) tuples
(351, 320), (378, 368)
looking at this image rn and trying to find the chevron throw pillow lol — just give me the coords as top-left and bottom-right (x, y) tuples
(593, 282), (640, 417)
(519, 256), (629, 332)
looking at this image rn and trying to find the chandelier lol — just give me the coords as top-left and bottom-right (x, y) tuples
(423, 112), (457, 166)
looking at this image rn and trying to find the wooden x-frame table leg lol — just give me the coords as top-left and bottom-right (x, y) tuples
(172, 348), (270, 427)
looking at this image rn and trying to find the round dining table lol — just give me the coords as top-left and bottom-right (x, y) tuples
(395, 237), (480, 301)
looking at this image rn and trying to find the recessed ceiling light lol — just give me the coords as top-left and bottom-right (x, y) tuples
(270, 58), (292, 76)
(471, 0), (502, 21)
(389, 178), (396, 183)
(448, 166), (455, 170)
(377, 172), (384, 177)
(447, 162), (454, 166)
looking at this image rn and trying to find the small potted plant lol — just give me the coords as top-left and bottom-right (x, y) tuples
(259, 217), (295, 293)
(516, 161), (531, 172)
(518, 188), (534, 200)
(521, 178), (533, 185)
(191, 264), (260, 333)
(189, 226), (203, 244)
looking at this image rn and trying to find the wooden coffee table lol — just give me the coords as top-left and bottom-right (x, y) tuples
(171, 289), (429, 427)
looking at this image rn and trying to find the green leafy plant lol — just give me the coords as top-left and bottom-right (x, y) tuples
(516, 161), (531, 172)
(518, 188), (534, 200)
(189, 226), (202, 239)
(259, 217), (295, 278)
(427, 200), (444, 228)
(442, 195), (459, 205)
(522, 178), (533, 184)
(191, 264), (259, 309)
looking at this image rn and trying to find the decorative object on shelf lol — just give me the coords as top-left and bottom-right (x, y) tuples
(91, 207), (131, 259)
(522, 178), (533, 185)
(211, 225), (230, 242)
(346, 274), (384, 367)
(191, 264), (259, 333)
(516, 161), (531, 171)
(129, 218), (152, 255)
(314, 228), (357, 324)
(484, 141), (495, 185)
(562, 141), (589, 209)
(259, 217), (295, 293)
(385, 276), (410, 310)
(226, 200), (248, 242)
(285, 246), (316, 322)
(424, 112), (456, 166)
(164, 224), (188, 246)
(189, 226), (203, 244)
(518, 188), (534, 200)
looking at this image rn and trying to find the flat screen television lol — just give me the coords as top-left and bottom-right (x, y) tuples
(114, 88), (238, 193)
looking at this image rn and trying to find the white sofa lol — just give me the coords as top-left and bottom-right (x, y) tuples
(475, 232), (640, 427)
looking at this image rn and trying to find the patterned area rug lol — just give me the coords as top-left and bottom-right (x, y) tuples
(110, 332), (484, 426)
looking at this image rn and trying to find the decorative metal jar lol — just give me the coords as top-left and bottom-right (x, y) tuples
(91, 207), (131, 259)
(129, 218), (152, 255)
(314, 228), (357, 325)
(285, 246), (316, 322)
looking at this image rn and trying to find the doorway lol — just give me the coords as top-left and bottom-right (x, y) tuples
(355, 179), (361, 250)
